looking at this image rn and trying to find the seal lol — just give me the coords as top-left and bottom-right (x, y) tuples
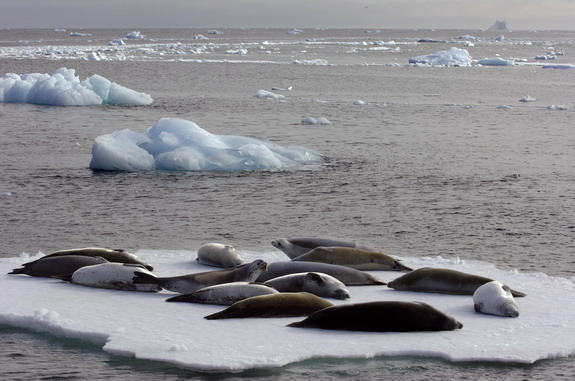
(132, 259), (267, 294)
(271, 237), (374, 259)
(263, 272), (351, 299)
(59, 263), (161, 292)
(165, 282), (278, 305)
(41, 247), (153, 271)
(8, 255), (109, 278)
(196, 243), (244, 268)
(291, 246), (412, 272)
(288, 301), (463, 332)
(254, 261), (386, 286)
(473, 280), (520, 317)
(204, 292), (333, 320)
(387, 267), (526, 297)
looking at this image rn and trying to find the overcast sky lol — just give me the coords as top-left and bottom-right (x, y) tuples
(0, 0), (573, 30)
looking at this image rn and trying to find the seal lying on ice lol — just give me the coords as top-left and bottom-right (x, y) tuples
(387, 267), (526, 297)
(271, 237), (374, 259)
(132, 259), (267, 294)
(473, 280), (520, 317)
(41, 247), (153, 271)
(291, 246), (412, 272)
(8, 255), (109, 278)
(165, 282), (278, 305)
(204, 292), (333, 320)
(255, 261), (386, 286)
(288, 301), (463, 332)
(263, 272), (350, 299)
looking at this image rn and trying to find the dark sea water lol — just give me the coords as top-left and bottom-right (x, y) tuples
(1, 28), (574, 380)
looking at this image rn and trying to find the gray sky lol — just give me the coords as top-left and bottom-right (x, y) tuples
(1, 0), (574, 30)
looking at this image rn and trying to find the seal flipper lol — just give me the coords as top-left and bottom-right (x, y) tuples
(8, 267), (26, 275)
(474, 303), (483, 313)
(510, 289), (526, 297)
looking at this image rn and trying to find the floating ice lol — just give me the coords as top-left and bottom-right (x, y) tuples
(89, 117), (323, 172)
(487, 20), (509, 31)
(409, 47), (472, 67)
(293, 59), (330, 66)
(301, 117), (332, 125)
(478, 57), (514, 66)
(542, 64), (575, 69)
(519, 95), (537, 102)
(354, 100), (367, 105)
(208, 30), (223, 35)
(125, 31), (144, 39)
(226, 49), (248, 55)
(1, 250), (574, 372)
(0, 68), (153, 106)
(546, 105), (568, 110)
(255, 89), (285, 100)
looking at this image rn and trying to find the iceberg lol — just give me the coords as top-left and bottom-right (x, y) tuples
(0, 68), (152, 106)
(409, 47), (472, 67)
(487, 20), (509, 31)
(89, 117), (323, 172)
(1, 250), (574, 372)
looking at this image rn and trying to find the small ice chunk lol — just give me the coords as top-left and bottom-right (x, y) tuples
(255, 90), (284, 100)
(409, 47), (472, 67)
(301, 117), (332, 125)
(519, 95), (536, 102)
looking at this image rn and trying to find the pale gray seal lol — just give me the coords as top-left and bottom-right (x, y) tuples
(263, 272), (350, 299)
(8, 255), (109, 278)
(387, 267), (526, 297)
(165, 282), (278, 305)
(271, 237), (374, 259)
(288, 301), (463, 332)
(291, 246), (412, 272)
(473, 280), (520, 317)
(196, 243), (244, 268)
(254, 261), (386, 286)
(59, 263), (161, 292)
(41, 247), (153, 271)
(132, 259), (267, 294)
(204, 292), (333, 320)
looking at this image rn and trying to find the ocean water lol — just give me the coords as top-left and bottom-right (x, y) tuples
(1, 28), (574, 380)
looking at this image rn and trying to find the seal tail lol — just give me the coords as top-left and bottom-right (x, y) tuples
(286, 319), (309, 328)
(204, 311), (226, 320)
(393, 261), (413, 272)
(166, 294), (193, 303)
(367, 275), (387, 286)
(132, 272), (159, 285)
(51, 274), (73, 282)
(8, 268), (26, 274)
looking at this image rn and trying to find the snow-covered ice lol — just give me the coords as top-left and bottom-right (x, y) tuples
(478, 58), (514, 66)
(89, 117), (323, 171)
(409, 47), (473, 67)
(0, 68), (152, 106)
(301, 117), (332, 125)
(1, 250), (574, 372)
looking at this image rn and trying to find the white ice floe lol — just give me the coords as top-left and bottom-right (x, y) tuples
(0, 68), (153, 106)
(255, 89), (285, 100)
(542, 64), (575, 69)
(301, 117), (332, 125)
(478, 57), (514, 66)
(519, 95), (537, 102)
(497, 105), (512, 110)
(226, 49), (248, 55)
(1, 250), (574, 372)
(354, 100), (367, 105)
(293, 59), (330, 66)
(89, 117), (322, 171)
(409, 47), (472, 67)
(546, 105), (569, 110)
(125, 31), (144, 39)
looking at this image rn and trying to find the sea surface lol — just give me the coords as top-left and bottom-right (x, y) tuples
(1, 27), (574, 380)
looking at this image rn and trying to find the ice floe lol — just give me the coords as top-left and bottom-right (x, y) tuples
(89, 117), (323, 171)
(0, 68), (152, 106)
(409, 47), (473, 67)
(301, 117), (332, 125)
(1, 250), (574, 372)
